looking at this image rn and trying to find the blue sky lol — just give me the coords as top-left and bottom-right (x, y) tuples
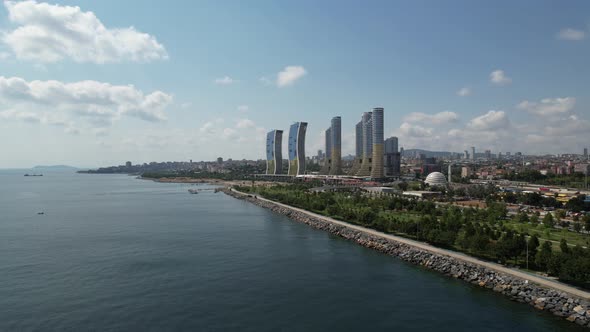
(0, 0), (589, 168)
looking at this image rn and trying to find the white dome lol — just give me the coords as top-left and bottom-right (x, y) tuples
(425, 172), (447, 187)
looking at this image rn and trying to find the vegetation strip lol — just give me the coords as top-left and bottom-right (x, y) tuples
(224, 188), (590, 328)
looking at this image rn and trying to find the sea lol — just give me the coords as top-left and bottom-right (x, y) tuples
(0, 170), (585, 331)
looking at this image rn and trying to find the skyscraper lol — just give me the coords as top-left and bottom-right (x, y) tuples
(329, 116), (343, 175)
(356, 112), (373, 176)
(370, 107), (384, 178)
(385, 136), (398, 155)
(265, 130), (283, 175)
(471, 147), (475, 160)
(325, 127), (332, 161)
(350, 120), (363, 174)
(288, 122), (307, 176)
(355, 121), (363, 159)
(585, 148), (588, 160)
(384, 136), (400, 176)
(320, 126), (332, 174)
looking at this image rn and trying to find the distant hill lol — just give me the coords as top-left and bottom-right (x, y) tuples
(33, 165), (79, 170)
(402, 149), (458, 158)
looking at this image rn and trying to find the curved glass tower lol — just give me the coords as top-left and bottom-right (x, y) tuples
(266, 130), (283, 175)
(370, 107), (384, 178)
(356, 111), (373, 176)
(288, 122), (307, 176)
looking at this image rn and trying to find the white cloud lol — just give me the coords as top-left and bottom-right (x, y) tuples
(467, 110), (510, 131)
(237, 105), (249, 113)
(277, 66), (307, 87)
(180, 102), (192, 109)
(457, 87), (471, 97)
(222, 127), (237, 139)
(2, 0), (167, 63)
(214, 76), (235, 85)
(557, 28), (585, 41)
(236, 118), (255, 129)
(0, 109), (42, 123)
(399, 122), (433, 137)
(0, 52), (10, 60)
(490, 70), (511, 85)
(404, 111), (459, 124)
(516, 97), (576, 116)
(0, 76), (172, 128)
(199, 121), (215, 134)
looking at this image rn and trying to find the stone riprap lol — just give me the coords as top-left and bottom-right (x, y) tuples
(224, 188), (590, 328)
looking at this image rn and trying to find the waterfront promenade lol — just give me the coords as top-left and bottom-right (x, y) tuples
(230, 188), (590, 301)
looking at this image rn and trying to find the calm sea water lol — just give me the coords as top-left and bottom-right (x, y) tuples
(0, 170), (585, 331)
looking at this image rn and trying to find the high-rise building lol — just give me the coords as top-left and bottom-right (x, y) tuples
(370, 107), (385, 179)
(320, 127), (332, 174)
(325, 127), (332, 161)
(288, 122), (307, 176)
(356, 112), (373, 176)
(355, 121), (363, 159)
(485, 150), (491, 159)
(385, 137), (398, 154)
(384, 136), (400, 176)
(350, 120), (364, 175)
(471, 147), (475, 160)
(265, 129), (283, 175)
(464, 150), (469, 159)
(329, 116), (343, 175)
(584, 148), (588, 159)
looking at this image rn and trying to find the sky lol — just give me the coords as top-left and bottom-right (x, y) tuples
(0, 0), (589, 168)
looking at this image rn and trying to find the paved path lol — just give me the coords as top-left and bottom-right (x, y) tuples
(232, 189), (590, 300)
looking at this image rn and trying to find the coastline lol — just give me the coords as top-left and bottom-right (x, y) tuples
(223, 187), (590, 328)
(140, 177), (251, 187)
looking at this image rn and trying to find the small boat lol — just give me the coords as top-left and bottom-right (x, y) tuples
(188, 189), (199, 194)
(24, 174), (43, 177)
(37, 212), (44, 215)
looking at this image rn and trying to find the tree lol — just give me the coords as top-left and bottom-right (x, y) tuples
(560, 238), (570, 254)
(543, 213), (555, 228)
(527, 234), (540, 259)
(397, 182), (409, 191)
(535, 241), (552, 271)
(517, 212), (530, 223)
(530, 214), (539, 224)
(573, 222), (582, 233)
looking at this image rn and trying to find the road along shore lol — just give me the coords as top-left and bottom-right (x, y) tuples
(224, 188), (590, 328)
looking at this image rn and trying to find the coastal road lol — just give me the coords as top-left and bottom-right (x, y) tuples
(232, 189), (590, 301)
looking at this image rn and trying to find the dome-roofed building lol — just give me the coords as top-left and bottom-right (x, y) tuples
(424, 172), (448, 187)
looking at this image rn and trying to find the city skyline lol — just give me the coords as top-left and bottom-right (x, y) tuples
(1, 1), (590, 167)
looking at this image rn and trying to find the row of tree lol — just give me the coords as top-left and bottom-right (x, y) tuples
(236, 184), (590, 288)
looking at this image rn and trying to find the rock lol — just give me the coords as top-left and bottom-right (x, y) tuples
(573, 305), (585, 315)
(566, 315), (577, 322)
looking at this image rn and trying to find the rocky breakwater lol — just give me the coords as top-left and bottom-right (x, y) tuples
(223, 189), (590, 328)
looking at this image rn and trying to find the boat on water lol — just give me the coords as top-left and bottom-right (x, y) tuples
(188, 189), (199, 194)
(24, 174), (43, 177)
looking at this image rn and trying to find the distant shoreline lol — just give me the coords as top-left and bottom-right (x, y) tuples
(140, 176), (251, 187)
